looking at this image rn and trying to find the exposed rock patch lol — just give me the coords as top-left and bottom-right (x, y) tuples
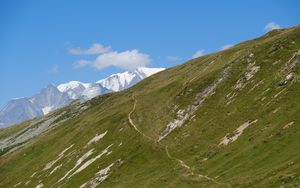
(283, 122), (294, 129)
(85, 131), (107, 148)
(219, 119), (258, 146)
(80, 163), (115, 188)
(159, 67), (231, 140)
(43, 144), (74, 171)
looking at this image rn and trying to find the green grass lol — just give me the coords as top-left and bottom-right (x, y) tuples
(0, 25), (300, 188)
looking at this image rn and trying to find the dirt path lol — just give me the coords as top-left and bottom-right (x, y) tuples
(128, 95), (230, 187)
(165, 146), (190, 170)
(128, 95), (153, 141)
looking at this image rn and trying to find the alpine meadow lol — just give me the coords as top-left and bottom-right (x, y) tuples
(1, 24), (300, 188)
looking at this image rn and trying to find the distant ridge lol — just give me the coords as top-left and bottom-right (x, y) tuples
(0, 67), (164, 128)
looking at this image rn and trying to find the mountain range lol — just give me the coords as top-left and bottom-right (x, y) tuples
(0, 25), (300, 188)
(0, 67), (164, 128)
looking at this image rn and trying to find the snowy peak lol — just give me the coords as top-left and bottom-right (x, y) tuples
(80, 83), (108, 99)
(58, 67), (165, 97)
(30, 84), (71, 111)
(57, 81), (87, 93)
(57, 81), (89, 99)
(57, 81), (109, 100)
(97, 67), (165, 91)
(97, 72), (136, 92)
(134, 67), (165, 77)
(0, 67), (165, 128)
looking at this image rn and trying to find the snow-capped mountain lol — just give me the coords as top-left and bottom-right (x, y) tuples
(30, 84), (72, 114)
(97, 67), (165, 91)
(0, 67), (165, 128)
(57, 81), (88, 99)
(0, 85), (71, 128)
(57, 81), (109, 100)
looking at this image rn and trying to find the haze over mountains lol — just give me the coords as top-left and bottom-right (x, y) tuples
(0, 67), (164, 128)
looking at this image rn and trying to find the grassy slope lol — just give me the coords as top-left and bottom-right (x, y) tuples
(0, 25), (300, 188)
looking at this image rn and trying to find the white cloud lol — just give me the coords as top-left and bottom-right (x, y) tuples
(264, 22), (281, 32)
(192, 49), (205, 59)
(166, 56), (181, 61)
(48, 65), (59, 74)
(69, 43), (111, 55)
(73, 49), (151, 70)
(221, 44), (234, 51)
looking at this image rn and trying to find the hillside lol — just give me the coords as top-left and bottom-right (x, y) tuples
(0, 25), (300, 188)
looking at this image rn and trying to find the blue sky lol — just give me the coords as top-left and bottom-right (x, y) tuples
(0, 0), (299, 108)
